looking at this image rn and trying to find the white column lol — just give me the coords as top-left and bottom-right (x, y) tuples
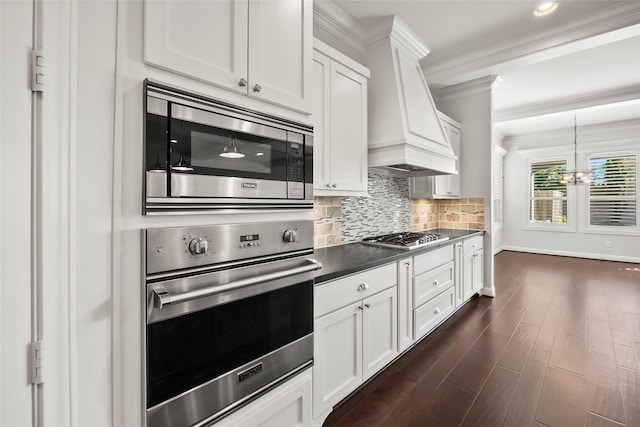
(434, 75), (502, 297)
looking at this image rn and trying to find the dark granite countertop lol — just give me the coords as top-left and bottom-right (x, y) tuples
(313, 228), (484, 284)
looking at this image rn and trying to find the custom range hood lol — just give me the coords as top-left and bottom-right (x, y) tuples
(365, 16), (457, 176)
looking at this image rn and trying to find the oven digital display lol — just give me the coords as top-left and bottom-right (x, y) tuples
(240, 234), (259, 242)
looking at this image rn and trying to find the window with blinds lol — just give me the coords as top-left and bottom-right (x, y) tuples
(589, 154), (637, 227)
(529, 160), (568, 224)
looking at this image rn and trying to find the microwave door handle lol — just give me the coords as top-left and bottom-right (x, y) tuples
(152, 259), (322, 309)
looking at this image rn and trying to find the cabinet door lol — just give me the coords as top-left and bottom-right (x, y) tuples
(312, 51), (331, 190)
(362, 287), (398, 380)
(444, 124), (461, 197)
(313, 302), (362, 417)
(328, 60), (368, 193)
(462, 252), (475, 301)
(397, 258), (414, 352)
(472, 250), (484, 293)
(144, 0), (248, 92)
(248, 0), (312, 113)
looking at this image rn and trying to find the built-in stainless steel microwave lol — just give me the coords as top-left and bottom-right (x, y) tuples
(143, 80), (313, 214)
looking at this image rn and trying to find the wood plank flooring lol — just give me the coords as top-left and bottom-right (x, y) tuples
(323, 251), (640, 427)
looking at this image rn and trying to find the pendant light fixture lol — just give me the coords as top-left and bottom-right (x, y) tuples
(220, 133), (245, 159)
(559, 114), (591, 185)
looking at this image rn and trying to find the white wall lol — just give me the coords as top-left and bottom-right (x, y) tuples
(502, 119), (640, 263)
(1, 1), (34, 425)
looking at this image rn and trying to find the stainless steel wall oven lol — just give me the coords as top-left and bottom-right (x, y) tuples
(144, 220), (319, 426)
(144, 80), (314, 214)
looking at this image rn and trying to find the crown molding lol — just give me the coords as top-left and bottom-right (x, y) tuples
(423, 3), (640, 87)
(364, 15), (430, 58)
(313, 0), (366, 56)
(434, 75), (502, 102)
(494, 84), (640, 122)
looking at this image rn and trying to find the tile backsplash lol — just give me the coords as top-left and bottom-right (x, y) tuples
(314, 173), (484, 248)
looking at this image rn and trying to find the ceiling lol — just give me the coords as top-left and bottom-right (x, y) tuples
(323, 0), (640, 138)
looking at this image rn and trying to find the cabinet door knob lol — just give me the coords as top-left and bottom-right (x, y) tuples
(364, 303), (371, 308)
(331, 184), (337, 188)
(253, 83), (262, 92)
(238, 78), (247, 87)
(326, 183), (331, 188)
(358, 305), (364, 310)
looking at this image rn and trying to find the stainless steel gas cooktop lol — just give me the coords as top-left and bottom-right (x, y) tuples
(361, 231), (449, 250)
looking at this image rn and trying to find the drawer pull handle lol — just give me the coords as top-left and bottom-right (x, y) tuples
(473, 244), (477, 248)
(357, 282), (369, 291)
(433, 280), (439, 287)
(364, 303), (371, 308)
(434, 308), (441, 315)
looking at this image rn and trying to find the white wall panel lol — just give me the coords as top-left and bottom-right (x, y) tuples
(1, 1), (34, 425)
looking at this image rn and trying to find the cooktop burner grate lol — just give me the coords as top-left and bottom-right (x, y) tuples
(362, 231), (449, 250)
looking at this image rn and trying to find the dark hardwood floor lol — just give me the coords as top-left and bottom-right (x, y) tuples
(323, 251), (640, 427)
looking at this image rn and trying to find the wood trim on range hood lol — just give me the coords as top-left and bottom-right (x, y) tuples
(364, 15), (457, 177)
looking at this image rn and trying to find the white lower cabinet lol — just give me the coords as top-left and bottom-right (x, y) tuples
(456, 236), (484, 305)
(312, 235), (485, 424)
(215, 368), (312, 427)
(412, 245), (456, 340)
(313, 264), (397, 418)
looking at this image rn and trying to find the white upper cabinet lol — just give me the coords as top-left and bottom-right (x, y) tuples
(312, 39), (370, 196)
(409, 112), (462, 199)
(144, 0), (312, 113)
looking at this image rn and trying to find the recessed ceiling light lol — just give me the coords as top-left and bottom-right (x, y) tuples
(534, 2), (558, 16)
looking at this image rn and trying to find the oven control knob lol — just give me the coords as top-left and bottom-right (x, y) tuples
(188, 237), (208, 255)
(283, 229), (297, 243)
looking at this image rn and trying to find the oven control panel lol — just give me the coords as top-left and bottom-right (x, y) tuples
(145, 220), (314, 275)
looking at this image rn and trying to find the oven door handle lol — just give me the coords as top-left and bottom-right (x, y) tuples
(152, 259), (323, 309)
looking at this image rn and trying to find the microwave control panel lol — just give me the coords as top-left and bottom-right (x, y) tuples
(287, 142), (304, 183)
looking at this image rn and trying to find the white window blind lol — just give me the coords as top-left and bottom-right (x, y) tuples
(493, 158), (503, 224)
(589, 154), (637, 227)
(529, 160), (568, 224)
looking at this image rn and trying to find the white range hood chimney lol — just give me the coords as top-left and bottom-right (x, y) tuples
(365, 15), (457, 176)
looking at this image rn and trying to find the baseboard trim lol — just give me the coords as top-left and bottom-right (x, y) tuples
(480, 287), (496, 297)
(501, 245), (640, 264)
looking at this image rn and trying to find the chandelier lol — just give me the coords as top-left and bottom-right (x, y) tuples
(559, 115), (591, 185)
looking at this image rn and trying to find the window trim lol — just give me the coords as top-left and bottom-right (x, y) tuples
(584, 150), (638, 234)
(524, 156), (576, 232)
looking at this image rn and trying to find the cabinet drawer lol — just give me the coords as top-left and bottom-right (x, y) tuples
(413, 286), (455, 340)
(463, 236), (483, 256)
(413, 261), (454, 307)
(315, 263), (397, 317)
(413, 245), (454, 275)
